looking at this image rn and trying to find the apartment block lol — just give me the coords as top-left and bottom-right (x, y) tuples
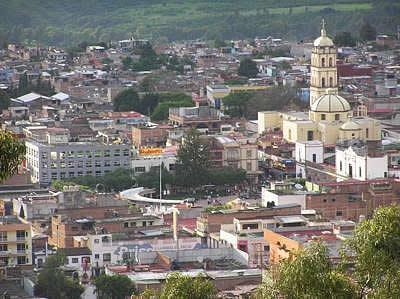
(0, 216), (33, 278)
(25, 127), (132, 184)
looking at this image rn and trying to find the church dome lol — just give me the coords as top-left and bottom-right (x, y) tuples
(311, 94), (351, 113)
(314, 36), (334, 47)
(340, 120), (361, 131)
(313, 19), (334, 47)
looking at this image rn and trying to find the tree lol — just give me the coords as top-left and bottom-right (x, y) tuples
(214, 39), (227, 48)
(0, 89), (11, 112)
(113, 88), (140, 112)
(121, 56), (134, 70)
(253, 242), (356, 299)
(151, 92), (193, 121)
(359, 22), (377, 42)
(34, 253), (84, 299)
(222, 91), (253, 117)
(0, 131), (26, 182)
(238, 58), (258, 78)
(176, 129), (210, 189)
(344, 205), (400, 299)
(138, 273), (217, 299)
(334, 32), (356, 47)
(18, 72), (29, 95)
(94, 274), (137, 299)
(140, 76), (156, 93)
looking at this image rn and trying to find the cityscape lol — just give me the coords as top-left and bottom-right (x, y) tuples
(0, 1), (400, 298)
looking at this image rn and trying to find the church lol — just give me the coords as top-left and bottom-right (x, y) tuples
(258, 21), (381, 145)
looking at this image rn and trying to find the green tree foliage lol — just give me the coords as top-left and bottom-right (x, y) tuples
(0, 131), (26, 182)
(94, 274), (137, 299)
(139, 273), (217, 299)
(140, 76), (156, 93)
(209, 167), (247, 186)
(222, 91), (253, 118)
(151, 92), (193, 121)
(238, 58), (258, 78)
(0, 89), (11, 111)
(214, 39), (227, 48)
(253, 242), (356, 299)
(359, 22), (377, 42)
(34, 253), (84, 299)
(176, 128), (210, 188)
(113, 88), (140, 112)
(52, 168), (135, 192)
(132, 44), (161, 71)
(344, 205), (400, 299)
(135, 165), (173, 196)
(121, 56), (134, 71)
(334, 31), (356, 47)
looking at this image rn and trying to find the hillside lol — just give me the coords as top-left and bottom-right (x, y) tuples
(0, 0), (399, 45)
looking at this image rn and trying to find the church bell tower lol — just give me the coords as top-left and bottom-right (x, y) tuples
(310, 20), (339, 106)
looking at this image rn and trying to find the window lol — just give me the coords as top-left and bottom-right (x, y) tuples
(50, 162), (57, 169)
(77, 172), (83, 177)
(113, 161), (121, 167)
(95, 171), (102, 176)
(246, 162), (252, 171)
(78, 161), (83, 168)
(0, 244), (8, 251)
(130, 222), (136, 227)
(332, 198), (336, 202)
(336, 210), (343, 217)
(17, 243), (26, 253)
(124, 222), (129, 228)
(340, 161), (343, 171)
(104, 160), (111, 167)
(94, 239), (100, 243)
(321, 114), (326, 120)
(77, 151), (84, 158)
(288, 129), (292, 140)
(312, 154), (317, 163)
(67, 151), (74, 158)
(95, 150), (101, 157)
(384, 172), (388, 178)
(16, 230), (25, 240)
(69, 172), (75, 177)
(17, 256), (26, 265)
(51, 172), (58, 179)
(60, 172), (66, 179)
(321, 57), (325, 67)
(307, 131), (313, 141)
(114, 149), (120, 157)
(51, 152), (58, 160)
(103, 253), (111, 262)
(242, 223), (258, 230)
(322, 77), (325, 87)
(359, 167), (362, 178)
(72, 258), (79, 263)
(60, 161), (66, 168)
(123, 149), (130, 157)
(95, 254), (100, 259)
(86, 161), (92, 168)
(0, 232), (7, 241)
(86, 171), (93, 176)
(366, 128), (369, 138)
(335, 114), (340, 121)
(104, 150), (110, 157)
(60, 152), (65, 160)
(329, 77), (333, 87)
(329, 57), (333, 67)
(95, 161), (101, 167)
(68, 161), (74, 168)
(86, 151), (92, 158)
(135, 167), (145, 173)
(246, 150), (252, 158)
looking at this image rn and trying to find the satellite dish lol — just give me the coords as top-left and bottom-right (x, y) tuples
(295, 184), (303, 190)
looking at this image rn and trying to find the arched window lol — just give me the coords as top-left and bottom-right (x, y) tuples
(288, 129), (292, 140)
(329, 77), (333, 87)
(329, 57), (333, 67)
(321, 57), (325, 67)
(322, 77), (326, 88)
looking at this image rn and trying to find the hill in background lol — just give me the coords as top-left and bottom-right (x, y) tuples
(0, 0), (399, 45)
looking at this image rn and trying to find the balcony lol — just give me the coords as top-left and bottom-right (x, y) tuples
(16, 236), (25, 241)
(0, 238), (7, 242)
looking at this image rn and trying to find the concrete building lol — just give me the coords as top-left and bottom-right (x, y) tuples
(132, 124), (172, 148)
(0, 216), (33, 279)
(261, 182), (307, 209)
(25, 127), (132, 184)
(335, 141), (388, 181)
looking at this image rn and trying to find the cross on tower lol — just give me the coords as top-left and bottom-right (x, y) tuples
(321, 19), (327, 36)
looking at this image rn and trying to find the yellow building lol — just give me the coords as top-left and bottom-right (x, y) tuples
(258, 21), (381, 145)
(0, 216), (32, 279)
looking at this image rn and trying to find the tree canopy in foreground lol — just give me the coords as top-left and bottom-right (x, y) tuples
(0, 131), (26, 182)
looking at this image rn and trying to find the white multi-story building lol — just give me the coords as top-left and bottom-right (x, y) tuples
(25, 127), (132, 184)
